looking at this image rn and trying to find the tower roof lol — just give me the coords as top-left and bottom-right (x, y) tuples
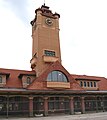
(31, 4), (60, 26)
(35, 5), (60, 18)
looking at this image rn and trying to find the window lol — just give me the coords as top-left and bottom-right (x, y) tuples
(0, 76), (2, 83)
(87, 82), (90, 87)
(44, 50), (55, 56)
(48, 97), (69, 111)
(94, 82), (96, 87)
(58, 71), (63, 82)
(47, 70), (68, 82)
(90, 82), (93, 87)
(26, 77), (31, 84)
(80, 81), (83, 87)
(52, 71), (57, 81)
(84, 81), (86, 87)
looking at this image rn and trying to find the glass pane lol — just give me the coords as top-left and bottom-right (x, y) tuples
(52, 71), (57, 82)
(51, 51), (55, 56)
(90, 82), (93, 87)
(58, 71), (63, 82)
(63, 74), (68, 82)
(55, 97), (59, 100)
(84, 81), (86, 87)
(87, 82), (90, 87)
(48, 102), (54, 110)
(94, 82), (96, 87)
(44, 50), (55, 56)
(27, 77), (31, 84)
(80, 81), (83, 87)
(55, 102), (60, 109)
(47, 73), (52, 81)
(49, 97), (54, 101)
(65, 102), (69, 109)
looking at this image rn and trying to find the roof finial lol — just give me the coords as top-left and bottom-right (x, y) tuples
(44, 0), (45, 6)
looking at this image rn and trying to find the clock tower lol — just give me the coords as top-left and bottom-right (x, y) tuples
(30, 5), (61, 76)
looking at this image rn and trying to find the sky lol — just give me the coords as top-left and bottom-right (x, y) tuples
(0, 0), (107, 77)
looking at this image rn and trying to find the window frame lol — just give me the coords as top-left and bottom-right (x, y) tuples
(44, 50), (56, 57)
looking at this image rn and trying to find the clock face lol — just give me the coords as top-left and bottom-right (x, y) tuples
(45, 18), (53, 26)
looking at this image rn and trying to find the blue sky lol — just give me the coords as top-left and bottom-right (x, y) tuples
(0, 0), (107, 77)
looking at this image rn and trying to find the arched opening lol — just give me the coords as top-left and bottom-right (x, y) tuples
(85, 97), (96, 112)
(85, 96), (104, 112)
(0, 96), (7, 116)
(47, 70), (68, 82)
(48, 97), (69, 115)
(8, 96), (29, 116)
(97, 97), (104, 111)
(103, 96), (107, 111)
(74, 97), (81, 112)
(33, 97), (44, 115)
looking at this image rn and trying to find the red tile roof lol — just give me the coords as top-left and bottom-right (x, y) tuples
(98, 77), (107, 90)
(0, 68), (35, 88)
(71, 74), (107, 91)
(0, 66), (107, 91)
(71, 74), (103, 81)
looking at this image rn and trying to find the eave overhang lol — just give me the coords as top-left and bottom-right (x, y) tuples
(0, 88), (107, 96)
(0, 88), (85, 94)
(18, 73), (36, 79)
(75, 78), (100, 81)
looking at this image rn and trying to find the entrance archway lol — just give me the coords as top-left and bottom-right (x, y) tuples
(74, 97), (81, 112)
(48, 97), (69, 115)
(8, 96), (29, 116)
(33, 97), (44, 115)
(0, 96), (7, 116)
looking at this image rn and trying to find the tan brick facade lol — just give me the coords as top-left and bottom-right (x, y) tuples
(31, 5), (61, 77)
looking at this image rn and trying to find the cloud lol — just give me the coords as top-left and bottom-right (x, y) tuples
(0, 0), (32, 70)
(3, 0), (30, 25)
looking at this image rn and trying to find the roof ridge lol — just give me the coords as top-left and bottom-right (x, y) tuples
(71, 74), (105, 78)
(0, 68), (34, 72)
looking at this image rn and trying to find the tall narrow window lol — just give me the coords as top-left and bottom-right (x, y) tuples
(80, 81), (83, 87)
(84, 81), (86, 87)
(90, 82), (93, 87)
(0, 76), (2, 83)
(87, 82), (90, 87)
(94, 82), (96, 87)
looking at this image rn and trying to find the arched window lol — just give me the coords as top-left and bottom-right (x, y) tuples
(26, 77), (31, 84)
(0, 76), (2, 83)
(47, 70), (68, 82)
(94, 82), (96, 87)
(84, 81), (86, 87)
